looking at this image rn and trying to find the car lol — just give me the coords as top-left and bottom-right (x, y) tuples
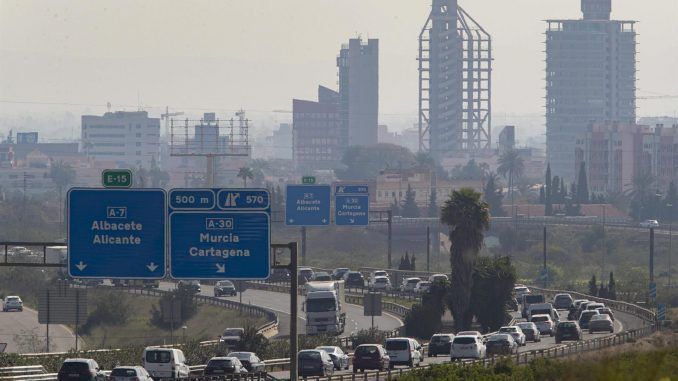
(485, 334), (518, 356)
(597, 307), (615, 321)
(352, 344), (390, 373)
(369, 270), (389, 282)
(586, 302), (605, 312)
(578, 310), (600, 329)
(298, 349), (334, 377)
(521, 294), (546, 318)
(177, 280), (201, 294)
(507, 297), (519, 312)
(219, 328), (244, 346)
(498, 326), (526, 346)
(399, 277), (422, 292)
(3, 296), (23, 312)
(298, 267), (315, 283)
(316, 346), (350, 370)
(268, 268), (291, 282)
(414, 281), (431, 294)
(385, 337), (423, 368)
(640, 219), (659, 228)
(450, 335), (486, 360)
(428, 274), (449, 284)
(203, 357), (245, 375)
(214, 280), (237, 297)
(588, 314), (614, 333)
(57, 359), (106, 381)
(313, 271), (332, 281)
(109, 366), (152, 381)
(514, 285), (530, 298)
(457, 331), (483, 341)
(331, 268), (350, 280)
(568, 299), (589, 320)
(527, 302), (559, 323)
(370, 275), (392, 290)
(343, 271), (365, 288)
(227, 352), (265, 372)
(553, 293), (574, 310)
(142, 348), (190, 379)
(428, 333), (455, 357)
(516, 322), (541, 342)
(530, 314), (555, 336)
(555, 321), (582, 343)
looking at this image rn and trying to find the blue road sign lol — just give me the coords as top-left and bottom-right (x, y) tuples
(285, 185), (331, 226)
(649, 282), (657, 298)
(169, 188), (271, 279)
(657, 303), (666, 321)
(68, 188), (166, 279)
(335, 184), (369, 226)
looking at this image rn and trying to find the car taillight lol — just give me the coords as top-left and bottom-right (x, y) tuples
(131, 378), (139, 381)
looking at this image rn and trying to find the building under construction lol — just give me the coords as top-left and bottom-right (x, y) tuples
(418, 0), (492, 160)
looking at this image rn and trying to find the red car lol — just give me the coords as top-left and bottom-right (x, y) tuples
(352, 344), (390, 372)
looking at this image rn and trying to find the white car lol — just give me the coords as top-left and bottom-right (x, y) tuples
(498, 326), (526, 346)
(399, 277), (422, 292)
(530, 314), (555, 336)
(370, 276), (392, 290)
(514, 285), (530, 298)
(142, 348), (190, 379)
(640, 219), (659, 228)
(450, 335), (486, 360)
(457, 331), (483, 341)
(3, 296), (23, 312)
(370, 270), (389, 282)
(428, 274), (449, 283)
(385, 337), (423, 368)
(110, 366), (153, 381)
(316, 346), (350, 370)
(414, 281), (431, 294)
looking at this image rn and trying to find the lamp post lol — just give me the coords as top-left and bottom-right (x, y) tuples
(182, 325), (187, 343)
(668, 203), (673, 289)
(602, 204), (607, 282)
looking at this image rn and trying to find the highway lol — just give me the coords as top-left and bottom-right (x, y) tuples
(0, 307), (76, 353)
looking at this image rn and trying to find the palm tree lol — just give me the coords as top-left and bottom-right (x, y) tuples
(237, 167), (254, 188)
(49, 160), (76, 233)
(440, 187), (490, 331)
(625, 172), (656, 220)
(497, 149), (524, 215)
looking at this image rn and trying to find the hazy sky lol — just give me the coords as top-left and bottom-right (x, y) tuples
(1, 0), (677, 133)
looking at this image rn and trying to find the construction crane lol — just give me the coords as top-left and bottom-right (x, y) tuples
(161, 106), (184, 138)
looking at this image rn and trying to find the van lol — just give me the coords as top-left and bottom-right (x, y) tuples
(142, 347), (190, 379)
(521, 294), (545, 318)
(385, 337), (423, 368)
(527, 303), (559, 322)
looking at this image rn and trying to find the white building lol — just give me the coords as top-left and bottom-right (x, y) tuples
(81, 111), (161, 169)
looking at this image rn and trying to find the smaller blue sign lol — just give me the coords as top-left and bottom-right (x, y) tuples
(217, 189), (270, 210)
(335, 185), (369, 195)
(649, 282), (657, 298)
(286, 185), (331, 226)
(657, 303), (666, 321)
(169, 189), (215, 210)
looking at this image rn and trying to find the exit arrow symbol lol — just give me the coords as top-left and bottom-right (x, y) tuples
(75, 261), (87, 271)
(288, 219), (294, 223)
(216, 263), (226, 273)
(349, 218), (355, 223)
(147, 262), (158, 272)
(321, 218), (327, 224)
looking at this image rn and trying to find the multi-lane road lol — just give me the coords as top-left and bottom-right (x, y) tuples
(0, 307), (76, 353)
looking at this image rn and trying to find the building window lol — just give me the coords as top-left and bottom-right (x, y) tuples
(136, 151), (141, 156)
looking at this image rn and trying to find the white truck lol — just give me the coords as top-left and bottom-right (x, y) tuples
(304, 280), (346, 335)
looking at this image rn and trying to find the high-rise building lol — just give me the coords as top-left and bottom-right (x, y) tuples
(81, 111), (161, 168)
(338, 38), (379, 147)
(292, 86), (342, 171)
(546, 0), (636, 181)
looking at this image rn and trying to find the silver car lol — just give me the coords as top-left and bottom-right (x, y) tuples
(316, 346), (350, 370)
(110, 366), (152, 381)
(588, 314), (614, 333)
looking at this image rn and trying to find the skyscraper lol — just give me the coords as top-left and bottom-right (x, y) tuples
(546, 0), (636, 181)
(337, 38), (379, 148)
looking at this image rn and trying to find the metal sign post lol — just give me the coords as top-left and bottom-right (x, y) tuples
(272, 242), (298, 381)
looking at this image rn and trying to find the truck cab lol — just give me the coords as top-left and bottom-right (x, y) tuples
(304, 281), (346, 335)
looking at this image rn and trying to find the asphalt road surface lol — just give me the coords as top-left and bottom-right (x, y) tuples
(0, 306), (77, 353)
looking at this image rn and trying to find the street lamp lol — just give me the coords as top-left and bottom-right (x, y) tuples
(182, 325), (188, 343)
(668, 204), (673, 289)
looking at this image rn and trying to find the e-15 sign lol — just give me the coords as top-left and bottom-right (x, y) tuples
(102, 169), (133, 188)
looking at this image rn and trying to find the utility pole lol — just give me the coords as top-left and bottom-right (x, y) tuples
(543, 226), (547, 288)
(601, 204), (606, 282)
(650, 227), (655, 283)
(426, 226), (431, 272)
(387, 210), (393, 268)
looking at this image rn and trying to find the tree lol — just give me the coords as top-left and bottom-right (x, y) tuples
(237, 167), (254, 187)
(401, 184), (420, 218)
(428, 187), (439, 217)
(552, 176), (561, 204)
(49, 160), (76, 232)
(608, 272), (617, 300)
(588, 274), (598, 296)
(404, 281), (448, 338)
(560, 177), (567, 203)
(336, 143), (416, 180)
(410, 255), (416, 271)
(598, 282), (608, 299)
(497, 149), (525, 211)
(450, 159), (489, 180)
(249, 159), (269, 187)
(545, 164), (553, 216)
(148, 157), (169, 188)
(399, 252), (411, 271)
(626, 172), (656, 220)
(471, 256), (517, 331)
(390, 196), (401, 216)
(539, 186), (545, 204)
(483, 173), (505, 217)
(577, 162), (589, 204)
(663, 181), (678, 222)
(441, 188), (490, 331)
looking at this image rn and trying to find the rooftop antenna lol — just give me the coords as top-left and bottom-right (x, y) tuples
(106, 102), (111, 113)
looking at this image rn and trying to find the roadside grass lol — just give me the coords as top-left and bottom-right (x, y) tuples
(80, 291), (265, 349)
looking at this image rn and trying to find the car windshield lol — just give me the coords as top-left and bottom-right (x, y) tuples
(218, 281), (234, 287)
(355, 346), (378, 356)
(374, 271), (387, 277)
(559, 322), (577, 328)
(453, 337), (476, 345)
(222, 329), (243, 336)
(228, 352), (251, 361)
(299, 351), (321, 361)
(60, 362), (89, 372)
(407, 279), (420, 284)
(145, 350), (171, 363)
(307, 298), (336, 312)
(385, 340), (408, 350)
(499, 327), (517, 333)
(348, 273), (361, 279)
(208, 359), (234, 368)
(524, 295), (544, 303)
(376, 278), (388, 283)
(517, 323), (533, 329)
(458, 331), (479, 336)
(432, 335), (451, 342)
(591, 315), (608, 321)
(111, 368), (137, 376)
(532, 316), (549, 322)
(6, 297), (19, 302)
(488, 335), (510, 342)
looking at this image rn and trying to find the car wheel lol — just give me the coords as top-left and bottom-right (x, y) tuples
(555, 339), (561, 344)
(353, 367), (358, 374)
(610, 328), (614, 333)
(589, 329), (593, 334)
(408, 360), (413, 368)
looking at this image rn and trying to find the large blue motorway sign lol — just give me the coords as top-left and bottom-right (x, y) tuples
(169, 188), (270, 279)
(335, 185), (369, 226)
(67, 188), (166, 279)
(285, 185), (331, 226)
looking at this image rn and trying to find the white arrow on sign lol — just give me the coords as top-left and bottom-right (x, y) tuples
(216, 263), (226, 273)
(349, 218), (355, 223)
(321, 218), (327, 224)
(147, 262), (158, 272)
(75, 261), (87, 271)
(288, 219), (294, 223)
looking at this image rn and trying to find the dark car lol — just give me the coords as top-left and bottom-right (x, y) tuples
(331, 268), (350, 280)
(178, 280), (201, 294)
(57, 359), (105, 381)
(507, 297), (519, 312)
(555, 321), (582, 343)
(298, 350), (334, 377)
(227, 352), (266, 373)
(578, 310), (599, 330)
(485, 334), (518, 356)
(343, 271), (365, 288)
(352, 344), (390, 373)
(203, 357), (244, 375)
(428, 333), (454, 357)
(268, 268), (291, 282)
(214, 280), (237, 297)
